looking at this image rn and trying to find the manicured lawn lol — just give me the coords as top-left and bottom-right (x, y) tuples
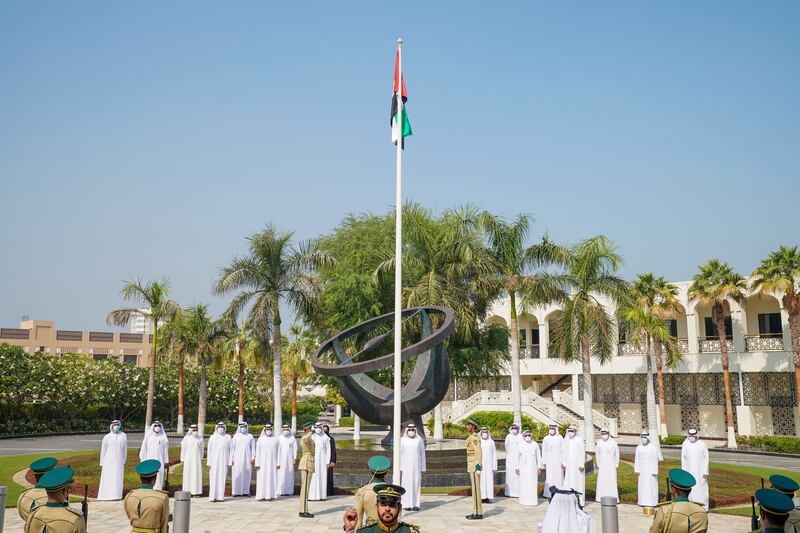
(0, 450), (95, 508)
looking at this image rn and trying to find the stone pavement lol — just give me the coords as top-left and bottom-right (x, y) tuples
(4, 493), (749, 532)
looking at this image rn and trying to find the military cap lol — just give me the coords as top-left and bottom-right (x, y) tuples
(770, 475), (800, 497)
(38, 466), (75, 493)
(465, 418), (479, 427)
(135, 459), (162, 477)
(756, 488), (795, 517)
(368, 455), (391, 473)
(30, 457), (58, 474)
(302, 421), (314, 428)
(668, 468), (696, 490)
(374, 483), (406, 503)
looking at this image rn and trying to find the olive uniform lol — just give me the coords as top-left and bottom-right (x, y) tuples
(465, 419), (483, 518)
(18, 457), (58, 522)
(786, 500), (800, 533)
(356, 521), (420, 533)
(24, 466), (85, 533)
(357, 483), (419, 533)
(355, 455), (391, 531)
(124, 487), (170, 533)
(649, 469), (707, 533)
(749, 487), (797, 533)
(766, 475), (800, 533)
(298, 421), (316, 516)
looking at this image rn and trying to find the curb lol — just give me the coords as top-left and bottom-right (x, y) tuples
(0, 430), (145, 440)
(618, 442), (800, 459)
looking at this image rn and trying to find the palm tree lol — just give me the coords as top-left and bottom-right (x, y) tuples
(214, 225), (334, 429)
(751, 245), (800, 435)
(479, 211), (569, 426)
(161, 313), (190, 433)
(532, 236), (629, 451)
(218, 326), (264, 424)
(688, 259), (746, 448)
(107, 278), (180, 429)
(283, 325), (315, 433)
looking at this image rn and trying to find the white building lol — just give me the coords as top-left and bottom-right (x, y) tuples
(129, 309), (161, 335)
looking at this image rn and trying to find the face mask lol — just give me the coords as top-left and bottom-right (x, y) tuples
(511, 428), (518, 435)
(217, 427), (225, 435)
(567, 432), (575, 439)
(481, 433), (488, 440)
(153, 426), (161, 434)
(315, 428), (322, 434)
(239, 427), (248, 434)
(601, 434), (609, 441)
(408, 430), (416, 436)
(282, 430), (290, 436)
(641, 437), (649, 445)
(524, 436), (532, 442)
(112, 425), (120, 433)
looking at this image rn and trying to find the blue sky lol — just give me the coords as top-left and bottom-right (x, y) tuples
(1, 2), (798, 330)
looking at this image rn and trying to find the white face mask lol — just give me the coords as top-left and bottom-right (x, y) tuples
(567, 431), (575, 439)
(282, 430), (290, 436)
(510, 428), (518, 435)
(524, 435), (532, 442)
(216, 427), (225, 435)
(153, 426), (161, 434)
(315, 427), (322, 434)
(601, 434), (609, 441)
(407, 430), (416, 437)
(265, 430), (273, 437)
(641, 437), (649, 445)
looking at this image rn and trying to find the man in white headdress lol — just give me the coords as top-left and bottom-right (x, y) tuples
(139, 420), (169, 490)
(594, 428), (619, 503)
(207, 421), (231, 502)
(255, 424), (280, 501)
(478, 427), (497, 504)
(277, 424), (298, 496)
(98, 420), (127, 500)
(562, 425), (586, 506)
(230, 421), (256, 496)
(399, 423), (426, 510)
(180, 423), (203, 496)
(633, 430), (660, 510)
(504, 423), (523, 497)
(516, 429), (542, 506)
(309, 422), (331, 501)
(542, 488), (596, 533)
(541, 423), (564, 499)
(680, 427), (709, 510)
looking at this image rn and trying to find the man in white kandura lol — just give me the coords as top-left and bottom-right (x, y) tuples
(309, 422), (331, 501)
(516, 429), (542, 507)
(681, 427), (709, 510)
(207, 422), (231, 502)
(277, 424), (298, 496)
(139, 420), (169, 490)
(230, 421), (256, 496)
(594, 428), (619, 503)
(504, 423), (523, 498)
(562, 425), (586, 506)
(255, 424), (280, 501)
(180, 423), (203, 496)
(399, 423), (426, 511)
(479, 427), (497, 504)
(541, 423), (564, 499)
(98, 419), (127, 500)
(634, 430), (660, 510)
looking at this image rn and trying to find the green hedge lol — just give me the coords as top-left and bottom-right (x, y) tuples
(339, 416), (354, 427)
(660, 435), (687, 446)
(427, 411), (549, 440)
(737, 435), (800, 455)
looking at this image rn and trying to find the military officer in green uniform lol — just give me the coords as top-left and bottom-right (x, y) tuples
(17, 457), (58, 522)
(356, 483), (419, 533)
(297, 420), (316, 518)
(768, 475), (800, 533)
(24, 465), (85, 533)
(465, 418), (483, 520)
(751, 488), (796, 533)
(649, 468), (708, 533)
(123, 459), (170, 533)
(354, 455), (391, 530)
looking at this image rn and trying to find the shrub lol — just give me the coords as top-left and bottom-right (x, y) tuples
(427, 411), (547, 440)
(737, 435), (800, 455)
(339, 416), (354, 427)
(660, 435), (687, 446)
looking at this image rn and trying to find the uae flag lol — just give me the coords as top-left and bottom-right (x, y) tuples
(391, 50), (412, 147)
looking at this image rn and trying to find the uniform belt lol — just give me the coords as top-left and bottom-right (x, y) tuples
(131, 527), (160, 533)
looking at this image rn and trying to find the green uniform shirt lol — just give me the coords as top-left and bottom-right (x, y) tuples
(355, 480), (381, 530)
(123, 487), (170, 533)
(24, 502), (85, 533)
(649, 497), (708, 533)
(356, 520), (419, 533)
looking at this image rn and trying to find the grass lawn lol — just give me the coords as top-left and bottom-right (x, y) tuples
(0, 450), (95, 508)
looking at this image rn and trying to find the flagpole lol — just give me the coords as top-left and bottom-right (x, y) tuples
(391, 36), (403, 485)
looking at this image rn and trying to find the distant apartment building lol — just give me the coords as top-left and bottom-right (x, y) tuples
(0, 319), (151, 366)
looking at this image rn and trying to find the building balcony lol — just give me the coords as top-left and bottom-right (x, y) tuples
(677, 338), (690, 354)
(745, 334), (785, 352)
(617, 342), (646, 356)
(520, 345), (541, 359)
(698, 337), (734, 353)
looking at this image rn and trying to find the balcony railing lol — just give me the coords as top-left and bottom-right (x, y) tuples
(698, 337), (734, 353)
(745, 334), (784, 352)
(677, 338), (689, 354)
(617, 342), (647, 356)
(520, 345), (541, 359)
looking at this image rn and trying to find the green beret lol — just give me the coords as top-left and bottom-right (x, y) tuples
(668, 468), (696, 490)
(301, 421), (314, 428)
(37, 466), (75, 493)
(465, 418), (479, 427)
(29, 457), (57, 474)
(374, 483), (405, 502)
(368, 455), (391, 473)
(770, 474), (800, 496)
(756, 488), (795, 517)
(135, 459), (162, 477)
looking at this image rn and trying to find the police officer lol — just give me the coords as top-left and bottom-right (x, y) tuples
(24, 466), (85, 533)
(17, 457), (57, 522)
(354, 455), (391, 530)
(297, 420), (316, 518)
(123, 459), (170, 533)
(465, 418), (483, 520)
(751, 488), (796, 533)
(768, 475), (800, 532)
(356, 484), (419, 533)
(649, 468), (708, 533)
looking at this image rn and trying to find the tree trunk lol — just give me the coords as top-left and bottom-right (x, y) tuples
(238, 359), (245, 424)
(509, 290), (522, 426)
(645, 336), (663, 459)
(788, 311), (800, 437)
(273, 306), (283, 429)
(145, 322), (158, 430)
(655, 340), (668, 437)
(715, 305), (737, 448)
(582, 334), (595, 452)
(291, 374), (298, 434)
(433, 402), (444, 439)
(177, 356), (184, 434)
(198, 358), (208, 437)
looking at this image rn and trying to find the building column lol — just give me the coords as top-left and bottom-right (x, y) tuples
(539, 320), (549, 359)
(731, 301), (746, 354)
(780, 305), (792, 352)
(572, 374), (580, 403)
(353, 415), (361, 440)
(686, 311), (700, 354)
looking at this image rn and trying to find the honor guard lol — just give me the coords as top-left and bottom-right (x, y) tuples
(752, 487), (797, 533)
(354, 455), (391, 530)
(124, 459), (170, 533)
(649, 469), (708, 533)
(18, 457), (57, 522)
(768, 475), (800, 533)
(355, 484), (419, 533)
(465, 418), (483, 520)
(298, 421), (316, 518)
(24, 466), (85, 533)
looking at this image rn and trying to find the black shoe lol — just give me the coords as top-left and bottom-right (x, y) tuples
(299, 512), (314, 518)
(404, 507), (412, 511)
(413, 507), (420, 511)
(469, 515), (483, 520)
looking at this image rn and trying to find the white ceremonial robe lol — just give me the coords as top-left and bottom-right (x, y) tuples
(542, 490), (597, 533)
(634, 442), (660, 507)
(207, 432), (231, 501)
(517, 440), (542, 506)
(479, 435), (497, 500)
(254, 432), (280, 500)
(541, 433), (565, 498)
(594, 437), (619, 503)
(180, 430), (204, 496)
(309, 432), (330, 500)
(98, 427), (127, 500)
(563, 434), (586, 506)
(277, 433), (298, 495)
(139, 425), (169, 490)
(400, 434), (427, 509)
(229, 431), (255, 496)
(681, 438), (709, 510)
(504, 432), (524, 497)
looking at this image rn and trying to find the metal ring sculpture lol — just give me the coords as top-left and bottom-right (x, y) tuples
(312, 307), (455, 438)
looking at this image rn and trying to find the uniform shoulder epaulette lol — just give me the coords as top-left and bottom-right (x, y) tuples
(402, 522), (420, 533)
(656, 500), (672, 507)
(66, 505), (84, 517)
(364, 517), (379, 526)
